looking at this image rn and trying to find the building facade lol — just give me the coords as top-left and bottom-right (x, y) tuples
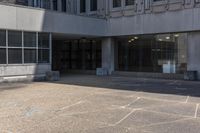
(0, 0), (200, 81)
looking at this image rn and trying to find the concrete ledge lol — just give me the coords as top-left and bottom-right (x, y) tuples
(0, 74), (46, 83)
(113, 71), (184, 80)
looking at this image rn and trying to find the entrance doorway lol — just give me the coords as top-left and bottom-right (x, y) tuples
(52, 39), (101, 73)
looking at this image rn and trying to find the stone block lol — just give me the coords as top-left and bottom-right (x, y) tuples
(96, 68), (108, 76)
(46, 71), (60, 81)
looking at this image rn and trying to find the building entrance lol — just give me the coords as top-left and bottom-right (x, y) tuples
(52, 39), (101, 73)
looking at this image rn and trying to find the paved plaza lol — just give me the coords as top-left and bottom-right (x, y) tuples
(0, 75), (200, 133)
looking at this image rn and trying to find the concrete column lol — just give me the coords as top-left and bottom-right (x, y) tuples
(102, 38), (115, 75)
(187, 32), (200, 80)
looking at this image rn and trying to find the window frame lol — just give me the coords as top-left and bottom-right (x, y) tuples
(0, 30), (51, 66)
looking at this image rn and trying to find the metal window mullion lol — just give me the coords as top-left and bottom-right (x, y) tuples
(22, 31), (24, 64)
(6, 30), (8, 65)
(36, 32), (39, 64)
(49, 33), (52, 65)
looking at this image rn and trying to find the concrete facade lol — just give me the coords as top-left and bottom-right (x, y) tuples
(0, 0), (200, 81)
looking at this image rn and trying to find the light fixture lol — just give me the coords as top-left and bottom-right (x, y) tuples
(128, 40), (132, 43)
(131, 38), (135, 41)
(134, 37), (139, 39)
(174, 34), (179, 37)
(158, 39), (163, 41)
(165, 36), (170, 40)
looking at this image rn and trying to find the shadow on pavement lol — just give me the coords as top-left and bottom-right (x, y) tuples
(53, 74), (200, 97)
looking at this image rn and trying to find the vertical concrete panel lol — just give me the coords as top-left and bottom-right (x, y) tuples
(102, 38), (115, 74)
(187, 32), (200, 79)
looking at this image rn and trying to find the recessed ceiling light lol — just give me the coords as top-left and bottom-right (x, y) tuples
(131, 38), (135, 41)
(174, 34), (179, 37)
(166, 37), (170, 40)
(134, 37), (139, 39)
(158, 39), (163, 41)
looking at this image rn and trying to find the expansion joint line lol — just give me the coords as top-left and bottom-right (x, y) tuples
(114, 109), (140, 126)
(194, 103), (199, 118)
(121, 97), (141, 109)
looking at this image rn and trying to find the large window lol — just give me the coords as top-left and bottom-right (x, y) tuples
(113, 0), (121, 8)
(0, 48), (6, 64)
(8, 49), (22, 64)
(32, 0), (51, 9)
(24, 32), (36, 47)
(53, 0), (58, 11)
(125, 0), (135, 6)
(90, 0), (97, 11)
(52, 39), (102, 72)
(0, 30), (6, 46)
(8, 31), (22, 47)
(0, 30), (6, 64)
(80, 0), (86, 13)
(24, 32), (37, 63)
(117, 33), (187, 74)
(61, 0), (67, 12)
(0, 30), (50, 65)
(8, 31), (22, 64)
(38, 33), (50, 63)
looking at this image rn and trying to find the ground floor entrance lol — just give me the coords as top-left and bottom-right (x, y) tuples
(51, 32), (193, 79)
(52, 38), (101, 73)
(115, 33), (188, 74)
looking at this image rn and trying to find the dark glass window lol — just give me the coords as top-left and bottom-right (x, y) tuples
(8, 31), (22, 47)
(24, 49), (37, 63)
(62, 0), (67, 12)
(117, 33), (187, 74)
(24, 32), (36, 47)
(38, 33), (49, 48)
(53, 0), (58, 10)
(80, 0), (86, 13)
(43, 0), (51, 9)
(90, 0), (97, 11)
(38, 49), (49, 63)
(0, 30), (6, 46)
(113, 0), (121, 8)
(0, 48), (6, 64)
(8, 49), (22, 64)
(125, 0), (135, 6)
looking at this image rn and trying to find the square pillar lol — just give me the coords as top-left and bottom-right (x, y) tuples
(187, 32), (200, 80)
(102, 38), (115, 75)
